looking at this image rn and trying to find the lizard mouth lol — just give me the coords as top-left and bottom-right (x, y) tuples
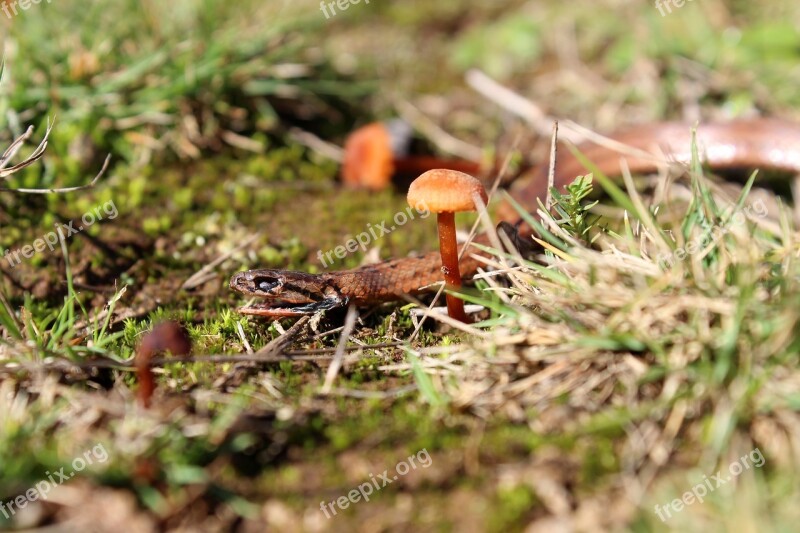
(237, 298), (343, 317)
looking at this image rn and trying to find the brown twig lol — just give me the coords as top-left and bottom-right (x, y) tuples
(214, 315), (312, 389)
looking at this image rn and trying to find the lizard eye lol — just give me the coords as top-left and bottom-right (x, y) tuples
(256, 277), (281, 293)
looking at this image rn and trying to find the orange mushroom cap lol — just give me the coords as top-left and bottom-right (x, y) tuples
(407, 169), (488, 212)
(341, 122), (395, 191)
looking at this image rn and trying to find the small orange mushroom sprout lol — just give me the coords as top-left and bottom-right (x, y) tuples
(407, 169), (488, 323)
(341, 122), (397, 191)
(342, 120), (482, 191)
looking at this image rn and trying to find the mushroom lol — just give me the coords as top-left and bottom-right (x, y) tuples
(342, 120), (481, 191)
(407, 169), (488, 323)
(135, 321), (191, 408)
(341, 121), (404, 191)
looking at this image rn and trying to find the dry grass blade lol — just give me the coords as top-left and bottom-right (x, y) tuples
(320, 304), (358, 394)
(395, 99), (484, 161)
(0, 124), (50, 178)
(182, 232), (262, 290)
(0, 118), (112, 193)
(212, 316), (312, 389)
(0, 154), (111, 194)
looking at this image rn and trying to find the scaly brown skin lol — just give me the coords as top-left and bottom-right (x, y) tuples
(507, 118), (800, 214)
(231, 118), (800, 317)
(229, 247), (491, 317)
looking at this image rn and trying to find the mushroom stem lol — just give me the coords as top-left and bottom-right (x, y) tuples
(436, 212), (469, 323)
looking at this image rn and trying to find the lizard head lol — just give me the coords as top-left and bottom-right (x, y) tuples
(229, 269), (348, 318)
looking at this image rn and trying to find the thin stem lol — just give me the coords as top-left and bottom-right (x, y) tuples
(437, 212), (469, 323)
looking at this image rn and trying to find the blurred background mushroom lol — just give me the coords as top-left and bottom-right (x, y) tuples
(342, 119), (484, 190)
